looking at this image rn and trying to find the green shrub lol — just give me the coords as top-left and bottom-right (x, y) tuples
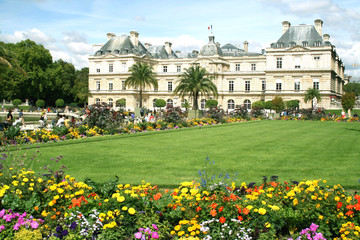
(35, 99), (45, 108)
(286, 100), (300, 110)
(55, 99), (65, 107)
(12, 99), (22, 107)
(264, 101), (273, 110)
(272, 97), (285, 113)
(252, 100), (265, 110)
(205, 99), (218, 109)
(155, 99), (166, 108)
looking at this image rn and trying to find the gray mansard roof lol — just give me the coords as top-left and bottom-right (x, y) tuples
(147, 45), (178, 59)
(95, 35), (151, 56)
(200, 34), (223, 56)
(272, 24), (331, 48)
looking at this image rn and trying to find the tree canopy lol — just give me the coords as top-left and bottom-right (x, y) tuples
(304, 88), (321, 109)
(173, 65), (218, 110)
(343, 82), (360, 96)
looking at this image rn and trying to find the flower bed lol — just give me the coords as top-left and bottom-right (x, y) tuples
(0, 164), (359, 239)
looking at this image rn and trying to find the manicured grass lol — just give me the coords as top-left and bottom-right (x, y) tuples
(18, 121), (360, 189)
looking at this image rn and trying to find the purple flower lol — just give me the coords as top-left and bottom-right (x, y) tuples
(309, 223), (319, 232)
(0, 225), (5, 232)
(0, 209), (5, 218)
(70, 222), (77, 230)
(134, 232), (143, 239)
(3, 214), (12, 222)
(151, 231), (159, 239)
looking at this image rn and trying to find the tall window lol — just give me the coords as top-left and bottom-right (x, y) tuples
(96, 64), (100, 73)
(276, 79), (282, 91)
(277, 58), (282, 69)
(294, 79), (300, 91)
(235, 64), (240, 71)
(229, 81), (234, 92)
(167, 99), (173, 108)
(245, 80), (250, 92)
(96, 81), (100, 90)
(122, 62), (127, 72)
(228, 99), (235, 110)
(168, 81), (172, 92)
(95, 98), (100, 104)
(313, 79), (319, 90)
(262, 80), (266, 91)
(251, 64), (256, 71)
(201, 99), (206, 109)
(177, 65), (181, 72)
(108, 98), (113, 107)
(244, 99), (251, 109)
(163, 66), (168, 72)
(109, 81), (113, 90)
(109, 63), (113, 72)
(314, 56), (320, 68)
(294, 58), (301, 69)
(122, 80), (126, 90)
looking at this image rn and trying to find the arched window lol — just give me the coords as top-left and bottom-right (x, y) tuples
(167, 99), (173, 108)
(228, 99), (235, 110)
(201, 99), (206, 109)
(244, 99), (251, 109)
(108, 98), (113, 107)
(95, 98), (100, 104)
(153, 99), (157, 108)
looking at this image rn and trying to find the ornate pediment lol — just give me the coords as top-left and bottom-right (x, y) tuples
(288, 46), (309, 52)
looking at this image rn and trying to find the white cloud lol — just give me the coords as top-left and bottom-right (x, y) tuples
(133, 16), (145, 22)
(0, 28), (55, 44)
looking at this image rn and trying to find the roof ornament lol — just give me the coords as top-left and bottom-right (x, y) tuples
(208, 25), (213, 34)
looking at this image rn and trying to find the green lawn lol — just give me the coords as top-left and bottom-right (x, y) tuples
(18, 121), (360, 189)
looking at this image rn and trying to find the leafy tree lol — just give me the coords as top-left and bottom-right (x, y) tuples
(181, 99), (191, 111)
(12, 99), (22, 107)
(286, 100), (299, 109)
(205, 99), (218, 109)
(272, 97), (285, 113)
(252, 100), (265, 110)
(264, 101), (273, 110)
(116, 99), (126, 109)
(125, 62), (158, 108)
(36, 99), (45, 108)
(55, 99), (65, 108)
(73, 67), (90, 107)
(174, 65), (218, 110)
(304, 88), (321, 109)
(155, 99), (166, 109)
(341, 92), (356, 113)
(343, 82), (360, 96)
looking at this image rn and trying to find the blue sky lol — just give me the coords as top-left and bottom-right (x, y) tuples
(1, 0), (360, 78)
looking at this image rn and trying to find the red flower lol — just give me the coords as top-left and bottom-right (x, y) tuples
(345, 210), (354, 216)
(243, 208), (250, 215)
(337, 202), (343, 209)
(238, 215), (243, 221)
(219, 217), (226, 223)
(210, 203), (218, 209)
(219, 206), (224, 212)
(196, 206), (202, 212)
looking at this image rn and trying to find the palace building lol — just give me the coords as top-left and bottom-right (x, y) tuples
(88, 19), (347, 111)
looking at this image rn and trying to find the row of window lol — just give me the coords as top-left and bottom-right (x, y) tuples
(96, 79), (319, 91)
(96, 62), (127, 73)
(276, 56), (320, 69)
(276, 41), (322, 48)
(162, 65), (182, 73)
(94, 98), (251, 110)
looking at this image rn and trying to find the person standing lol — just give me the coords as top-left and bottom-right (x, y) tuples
(19, 109), (25, 126)
(6, 110), (13, 127)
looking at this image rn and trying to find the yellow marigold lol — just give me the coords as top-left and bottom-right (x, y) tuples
(258, 208), (266, 215)
(117, 196), (125, 202)
(319, 215), (324, 220)
(122, 206), (128, 211)
(174, 225), (181, 231)
(128, 207), (136, 215)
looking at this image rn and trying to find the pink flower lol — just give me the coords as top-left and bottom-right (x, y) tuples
(3, 214), (12, 222)
(152, 224), (158, 231)
(0, 209), (5, 218)
(151, 231), (159, 239)
(0, 225), (5, 232)
(30, 221), (39, 229)
(13, 222), (20, 230)
(134, 232), (142, 239)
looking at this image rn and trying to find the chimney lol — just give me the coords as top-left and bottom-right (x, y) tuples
(130, 31), (139, 47)
(282, 21), (291, 34)
(323, 34), (330, 42)
(144, 43), (152, 49)
(107, 32), (116, 40)
(314, 19), (323, 36)
(165, 42), (172, 55)
(243, 41), (249, 53)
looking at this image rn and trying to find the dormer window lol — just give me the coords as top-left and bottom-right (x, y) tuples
(289, 42), (296, 47)
(314, 41), (321, 47)
(302, 41), (308, 47)
(277, 43), (284, 48)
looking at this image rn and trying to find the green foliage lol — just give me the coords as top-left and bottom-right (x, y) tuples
(13, 228), (43, 240)
(286, 100), (299, 109)
(174, 65), (218, 110)
(125, 62), (158, 108)
(343, 82), (360, 96)
(116, 99), (126, 108)
(341, 92), (356, 112)
(83, 103), (121, 131)
(12, 99), (22, 107)
(35, 99), (45, 108)
(304, 88), (321, 109)
(205, 99), (218, 109)
(55, 99), (65, 107)
(155, 99), (166, 108)
(264, 101), (273, 110)
(271, 97), (285, 113)
(181, 99), (191, 110)
(252, 100), (265, 110)
(73, 67), (90, 106)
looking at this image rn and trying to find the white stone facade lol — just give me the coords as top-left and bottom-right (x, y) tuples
(88, 20), (346, 111)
